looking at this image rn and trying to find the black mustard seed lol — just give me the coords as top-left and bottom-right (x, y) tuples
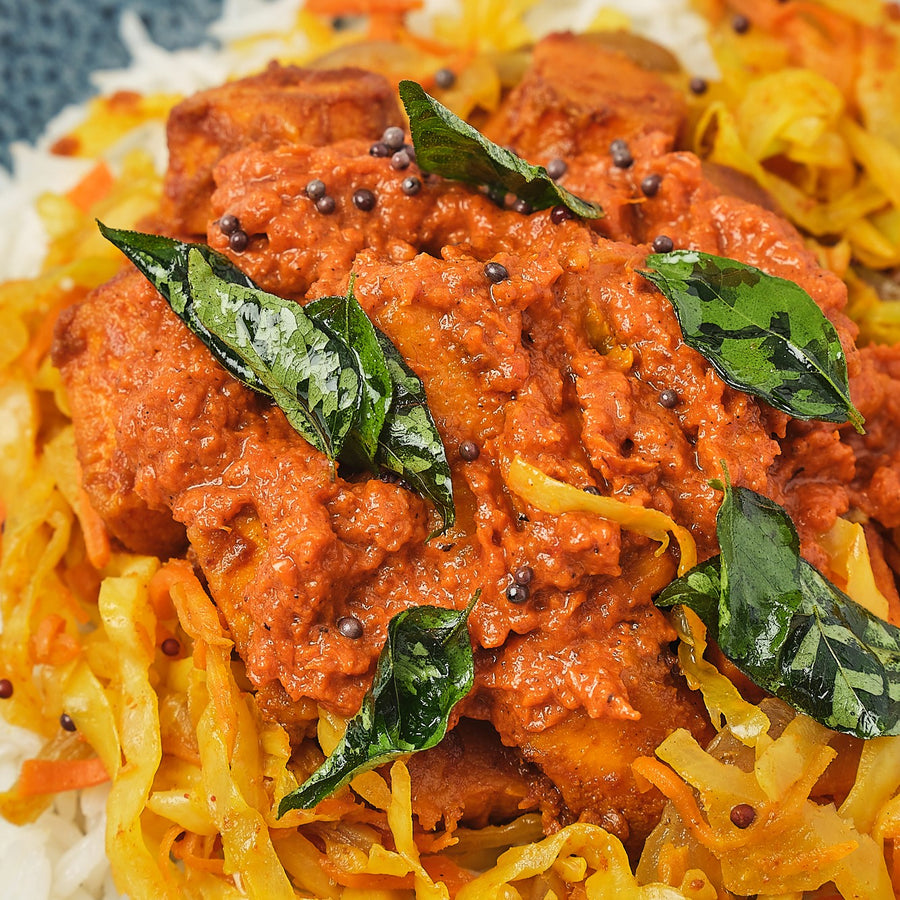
(484, 262), (509, 283)
(218, 213), (239, 235)
(459, 440), (480, 461)
(305, 179), (326, 200)
(228, 230), (249, 253)
(434, 68), (456, 89)
(401, 176), (422, 196)
(337, 616), (364, 639)
(353, 189), (376, 212)
(652, 234), (675, 253)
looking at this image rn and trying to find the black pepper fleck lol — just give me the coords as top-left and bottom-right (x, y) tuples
(228, 230), (249, 253)
(641, 173), (662, 197)
(305, 179), (326, 200)
(352, 189), (376, 212)
(338, 616), (364, 639)
(60, 713), (77, 732)
(484, 261), (509, 283)
(316, 195), (336, 215)
(0, 679), (12, 699)
(401, 176), (422, 196)
(652, 234), (675, 253)
(161, 637), (181, 657)
(732, 13), (750, 33)
(459, 440), (480, 461)
(434, 68), (456, 89)
(730, 803), (756, 828)
(218, 213), (240, 235)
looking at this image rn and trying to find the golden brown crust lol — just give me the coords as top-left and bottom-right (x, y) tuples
(161, 63), (403, 234)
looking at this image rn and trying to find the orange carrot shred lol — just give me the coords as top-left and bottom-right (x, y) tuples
(76, 487), (111, 570)
(66, 161), (115, 213)
(30, 614), (80, 666)
(19, 756), (109, 796)
(631, 756), (744, 852)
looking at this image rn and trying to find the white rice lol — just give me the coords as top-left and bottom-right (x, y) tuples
(0, 2), (714, 897)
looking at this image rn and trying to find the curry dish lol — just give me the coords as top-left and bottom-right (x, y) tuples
(43, 26), (900, 891)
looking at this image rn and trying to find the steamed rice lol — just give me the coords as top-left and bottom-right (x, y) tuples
(0, 2), (713, 897)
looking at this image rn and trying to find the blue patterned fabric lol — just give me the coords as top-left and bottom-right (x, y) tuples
(0, 0), (226, 169)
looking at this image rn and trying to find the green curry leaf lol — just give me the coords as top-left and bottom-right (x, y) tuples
(373, 331), (455, 535)
(278, 592), (479, 814)
(97, 221), (266, 392)
(99, 223), (456, 531)
(398, 80), (602, 220)
(657, 483), (900, 738)
(305, 297), (455, 533)
(638, 250), (864, 432)
(185, 249), (362, 460)
(305, 283), (393, 467)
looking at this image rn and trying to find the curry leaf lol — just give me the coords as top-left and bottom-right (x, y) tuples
(98, 222), (266, 392)
(638, 250), (864, 432)
(99, 223), (456, 529)
(374, 331), (455, 535)
(306, 296), (455, 533)
(186, 250), (362, 460)
(656, 555), (722, 626)
(306, 283), (393, 466)
(398, 80), (602, 220)
(657, 483), (900, 738)
(278, 592), (479, 814)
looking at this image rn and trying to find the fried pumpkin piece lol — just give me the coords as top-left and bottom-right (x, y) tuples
(484, 32), (687, 164)
(161, 63), (403, 234)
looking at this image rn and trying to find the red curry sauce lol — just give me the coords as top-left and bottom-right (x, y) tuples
(52, 37), (900, 847)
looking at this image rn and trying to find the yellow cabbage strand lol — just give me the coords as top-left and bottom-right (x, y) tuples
(505, 455), (697, 575)
(840, 736), (900, 836)
(99, 554), (175, 899)
(169, 563), (295, 900)
(819, 517), (891, 620)
(455, 821), (701, 899)
(384, 761), (449, 900)
(641, 716), (894, 898)
(670, 607), (770, 746)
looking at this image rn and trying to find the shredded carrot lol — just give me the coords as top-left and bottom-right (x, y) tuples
(65, 161), (115, 213)
(158, 824), (185, 889)
(18, 756), (109, 796)
(170, 832), (227, 875)
(30, 613), (80, 666)
(321, 865), (416, 890)
(148, 562), (185, 620)
(631, 756), (744, 852)
(76, 487), (111, 570)
(166, 559), (232, 649)
(421, 854), (474, 891)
